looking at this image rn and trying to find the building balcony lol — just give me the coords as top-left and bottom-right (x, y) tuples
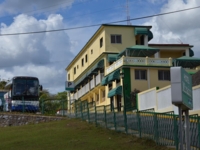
(105, 56), (173, 75)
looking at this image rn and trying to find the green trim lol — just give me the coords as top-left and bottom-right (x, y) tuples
(107, 86), (122, 98)
(123, 68), (132, 111)
(108, 54), (118, 62)
(118, 45), (159, 57)
(173, 56), (200, 68)
(148, 30), (153, 41)
(101, 76), (109, 86)
(107, 69), (120, 83)
(134, 27), (148, 35)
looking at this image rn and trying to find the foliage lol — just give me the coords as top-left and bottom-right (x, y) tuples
(55, 91), (68, 100)
(130, 88), (140, 108)
(39, 90), (68, 115)
(0, 81), (7, 89)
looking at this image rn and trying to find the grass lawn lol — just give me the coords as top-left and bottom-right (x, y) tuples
(0, 118), (174, 150)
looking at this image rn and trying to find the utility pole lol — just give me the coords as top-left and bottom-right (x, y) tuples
(126, 0), (131, 25)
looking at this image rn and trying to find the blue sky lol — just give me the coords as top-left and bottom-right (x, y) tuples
(0, 0), (199, 94)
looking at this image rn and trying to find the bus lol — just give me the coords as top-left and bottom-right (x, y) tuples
(4, 76), (42, 112)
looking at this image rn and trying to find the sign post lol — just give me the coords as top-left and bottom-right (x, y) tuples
(65, 81), (75, 115)
(170, 67), (193, 150)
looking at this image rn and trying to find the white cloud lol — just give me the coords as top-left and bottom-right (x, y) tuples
(0, 0), (74, 16)
(144, 0), (200, 57)
(0, 14), (74, 93)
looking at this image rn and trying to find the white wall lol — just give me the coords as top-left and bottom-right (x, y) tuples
(138, 85), (200, 115)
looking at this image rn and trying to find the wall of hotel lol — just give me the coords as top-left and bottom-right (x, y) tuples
(130, 68), (149, 92)
(67, 29), (106, 81)
(149, 68), (171, 89)
(130, 67), (171, 92)
(104, 26), (136, 53)
(159, 50), (184, 58)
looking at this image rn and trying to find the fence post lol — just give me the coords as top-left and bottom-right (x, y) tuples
(87, 102), (90, 123)
(173, 115), (179, 150)
(95, 105), (97, 126)
(81, 101), (83, 120)
(114, 109), (117, 131)
(137, 111), (141, 138)
(42, 99), (44, 115)
(22, 96), (25, 113)
(62, 100), (64, 116)
(75, 101), (77, 118)
(154, 113), (159, 144)
(124, 106), (128, 134)
(104, 106), (107, 128)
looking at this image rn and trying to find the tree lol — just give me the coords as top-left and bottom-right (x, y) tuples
(0, 81), (7, 89)
(56, 91), (68, 100)
(130, 89), (140, 109)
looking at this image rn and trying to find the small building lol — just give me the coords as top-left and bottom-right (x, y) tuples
(65, 24), (199, 111)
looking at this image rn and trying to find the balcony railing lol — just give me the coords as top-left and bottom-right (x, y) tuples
(105, 56), (173, 75)
(90, 78), (95, 89)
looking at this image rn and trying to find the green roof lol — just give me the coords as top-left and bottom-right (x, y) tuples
(117, 45), (159, 58)
(134, 27), (153, 41)
(107, 70), (120, 83)
(173, 56), (200, 68)
(108, 86), (122, 98)
(101, 76), (108, 86)
(107, 54), (118, 63)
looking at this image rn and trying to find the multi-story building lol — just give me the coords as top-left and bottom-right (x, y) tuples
(65, 24), (198, 111)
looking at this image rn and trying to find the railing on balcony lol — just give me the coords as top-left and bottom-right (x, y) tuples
(105, 56), (173, 75)
(90, 78), (95, 89)
(95, 73), (103, 85)
(85, 83), (89, 93)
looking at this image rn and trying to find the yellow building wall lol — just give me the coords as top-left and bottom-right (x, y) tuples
(130, 68), (148, 92)
(104, 26), (136, 53)
(68, 29), (106, 81)
(160, 50), (183, 58)
(149, 68), (171, 89)
(130, 67), (171, 92)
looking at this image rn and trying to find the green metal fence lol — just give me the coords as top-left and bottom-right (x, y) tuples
(2, 97), (200, 150)
(68, 100), (200, 150)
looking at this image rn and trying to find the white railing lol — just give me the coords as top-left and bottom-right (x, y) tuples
(90, 78), (95, 89)
(95, 73), (101, 85)
(105, 56), (173, 75)
(86, 83), (89, 93)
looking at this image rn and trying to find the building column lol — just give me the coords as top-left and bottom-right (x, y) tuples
(154, 52), (160, 58)
(99, 89), (102, 104)
(185, 48), (190, 57)
(144, 35), (148, 46)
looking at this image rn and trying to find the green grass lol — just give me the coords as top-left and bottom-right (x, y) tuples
(0, 118), (174, 150)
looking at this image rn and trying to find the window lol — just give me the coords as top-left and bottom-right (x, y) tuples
(68, 74), (70, 80)
(77, 65), (79, 69)
(82, 58), (84, 67)
(102, 90), (105, 98)
(100, 37), (103, 48)
(111, 35), (122, 43)
(74, 67), (76, 74)
(135, 70), (147, 80)
(158, 70), (170, 81)
(85, 54), (87, 63)
(108, 83), (112, 90)
(140, 35), (144, 45)
(91, 49), (93, 54)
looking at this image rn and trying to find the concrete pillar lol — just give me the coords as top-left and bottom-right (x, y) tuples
(144, 35), (148, 46)
(185, 48), (189, 57)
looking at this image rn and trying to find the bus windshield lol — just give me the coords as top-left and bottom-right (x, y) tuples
(13, 79), (39, 96)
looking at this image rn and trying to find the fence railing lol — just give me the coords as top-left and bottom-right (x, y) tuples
(68, 100), (200, 150)
(1, 98), (200, 150)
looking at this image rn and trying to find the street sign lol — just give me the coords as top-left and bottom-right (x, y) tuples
(65, 81), (75, 91)
(170, 67), (193, 110)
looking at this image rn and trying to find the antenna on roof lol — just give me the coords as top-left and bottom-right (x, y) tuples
(126, 0), (131, 25)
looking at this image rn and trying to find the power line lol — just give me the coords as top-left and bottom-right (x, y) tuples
(0, 5), (200, 36)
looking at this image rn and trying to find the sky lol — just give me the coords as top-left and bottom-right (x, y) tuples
(0, 0), (199, 94)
